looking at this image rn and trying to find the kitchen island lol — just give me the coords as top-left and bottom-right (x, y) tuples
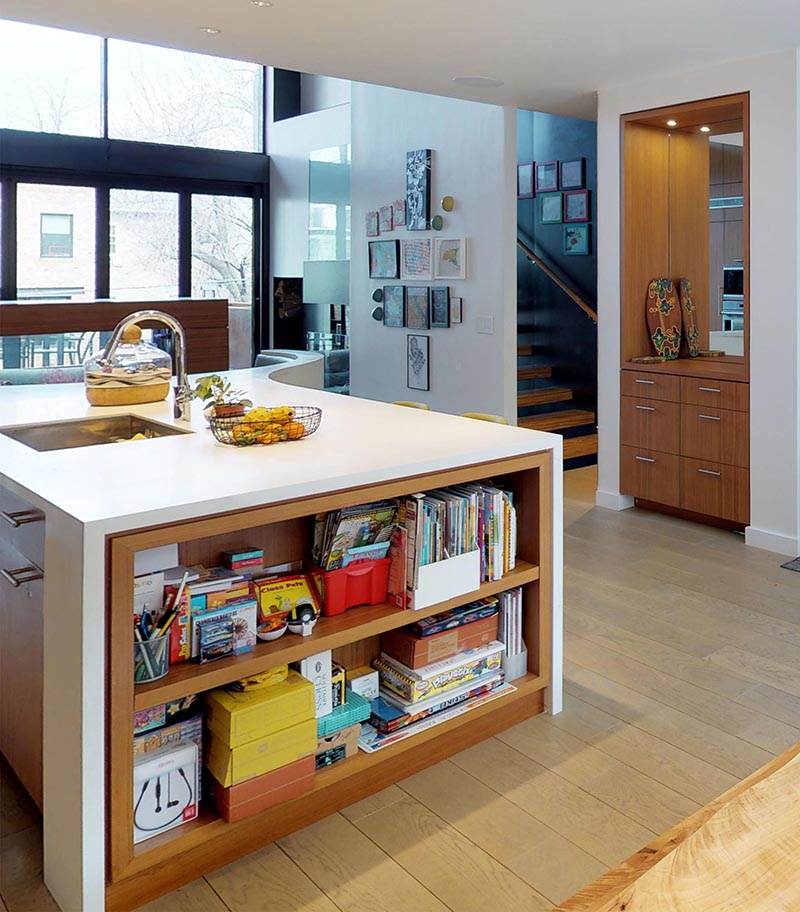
(0, 368), (563, 911)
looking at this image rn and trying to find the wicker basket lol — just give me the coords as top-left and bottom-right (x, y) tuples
(209, 406), (322, 447)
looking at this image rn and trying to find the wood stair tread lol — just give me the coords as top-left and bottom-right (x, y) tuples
(517, 388), (574, 407)
(517, 366), (552, 380)
(517, 344), (534, 356)
(519, 409), (596, 432)
(563, 434), (598, 460)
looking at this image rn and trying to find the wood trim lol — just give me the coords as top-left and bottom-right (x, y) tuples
(620, 92), (750, 128)
(633, 498), (746, 532)
(621, 359), (749, 382)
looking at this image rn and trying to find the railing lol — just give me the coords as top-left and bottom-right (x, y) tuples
(517, 237), (598, 324)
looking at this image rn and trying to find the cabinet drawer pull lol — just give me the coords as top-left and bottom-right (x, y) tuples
(698, 414), (721, 421)
(1, 565), (44, 588)
(635, 456), (656, 463)
(698, 469), (722, 477)
(1, 508), (44, 528)
(698, 387), (721, 393)
(634, 379), (655, 385)
(635, 405), (656, 412)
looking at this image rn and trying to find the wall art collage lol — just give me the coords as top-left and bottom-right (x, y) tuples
(517, 157), (591, 256)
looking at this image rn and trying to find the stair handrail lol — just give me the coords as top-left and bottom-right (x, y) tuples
(516, 237), (598, 324)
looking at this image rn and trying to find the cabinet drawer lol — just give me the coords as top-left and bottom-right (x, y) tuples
(681, 457), (749, 524)
(621, 371), (680, 402)
(681, 377), (748, 412)
(620, 446), (680, 507)
(681, 405), (749, 467)
(0, 484), (45, 570)
(621, 397), (680, 455)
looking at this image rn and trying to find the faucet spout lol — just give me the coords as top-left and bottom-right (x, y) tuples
(100, 310), (192, 423)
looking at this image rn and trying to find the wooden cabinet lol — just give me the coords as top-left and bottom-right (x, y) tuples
(104, 451), (553, 911)
(620, 367), (749, 524)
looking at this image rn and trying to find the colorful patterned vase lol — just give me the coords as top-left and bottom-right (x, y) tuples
(678, 277), (699, 357)
(646, 278), (682, 360)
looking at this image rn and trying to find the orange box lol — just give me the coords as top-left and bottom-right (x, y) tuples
(211, 755), (315, 823)
(380, 614), (499, 669)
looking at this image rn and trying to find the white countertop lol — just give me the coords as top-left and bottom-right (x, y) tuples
(0, 369), (560, 531)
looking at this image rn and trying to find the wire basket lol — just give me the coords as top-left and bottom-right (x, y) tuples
(209, 406), (322, 447)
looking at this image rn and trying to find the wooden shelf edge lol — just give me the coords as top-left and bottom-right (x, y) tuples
(621, 359), (748, 382)
(108, 678), (546, 910)
(133, 562), (540, 710)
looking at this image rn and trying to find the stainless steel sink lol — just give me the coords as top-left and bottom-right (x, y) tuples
(0, 415), (193, 452)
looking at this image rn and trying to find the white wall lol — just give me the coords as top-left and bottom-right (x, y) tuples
(349, 83), (517, 420)
(596, 49), (800, 555)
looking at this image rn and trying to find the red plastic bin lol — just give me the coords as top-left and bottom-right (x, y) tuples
(311, 558), (392, 617)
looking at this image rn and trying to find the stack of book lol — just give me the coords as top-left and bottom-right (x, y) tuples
(312, 500), (397, 571)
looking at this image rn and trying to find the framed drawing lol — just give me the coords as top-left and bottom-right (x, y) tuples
(451, 296), (463, 324)
(517, 162), (534, 198)
(400, 237), (433, 279)
(430, 287), (451, 328)
(407, 334), (430, 391)
(539, 192), (562, 224)
(405, 286), (430, 330)
(434, 237), (466, 279)
(406, 149), (432, 230)
(563, 189), (589, 222)
(535, 160), (558, 192)
(379, 205), (393, 232)
(368, 240), (399, 278)
(559, 158), (585, 190)
(564, 224), (590, 255)
(392, 198), (406, 227)
(382, 285), (405, 328)
(365, 211), (379, 237)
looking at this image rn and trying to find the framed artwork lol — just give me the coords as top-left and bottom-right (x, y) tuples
(406, 149), (432, 230)
(400, 237), (433, 279)
(405, 286), (430, 330)
(517, 162), (534, 198)
(564, 224), (590, 256)
(560, 158), (585, 190)
(368, 239), (399, 278)
(383, 285), (405, 328)
(392, 198), (407, 227)
(563, 189), (590, 222)
(535, 160), (558, 192)
(451, 296), (463, 324)
(407, 334), (430, 391)
(365, 211), (379, 237)
(434, 237), (466, 279)
(430, 286), (451, 328)
(539, 192), (562, 224)
(379, 205), (393, 232)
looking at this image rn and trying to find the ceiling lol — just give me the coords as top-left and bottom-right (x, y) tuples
(2, 0), (799, 120)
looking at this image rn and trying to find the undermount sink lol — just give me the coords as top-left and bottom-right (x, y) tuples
(0, 415), (193, 452)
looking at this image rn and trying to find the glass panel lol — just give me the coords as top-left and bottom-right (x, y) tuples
(110, 189), (179, 300)
(192, 194), (254, 368)
(0, 19), (103, 137)
(107, 40), (263, 152)
(17, 183), (96, 300)
(0, 332), (96, 372)
(308, 144), (351, 262)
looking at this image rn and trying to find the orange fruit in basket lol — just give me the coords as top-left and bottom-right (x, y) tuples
(257, 422), (287, 444)
(283, 420), (306, 440)
(231, 423), (259, 444)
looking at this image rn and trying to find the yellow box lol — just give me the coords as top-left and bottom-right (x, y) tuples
(205, 670), (315, 749)
(206, 718), (318, 787)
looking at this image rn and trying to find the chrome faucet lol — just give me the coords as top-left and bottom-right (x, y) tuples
(99, 310), (193, 423)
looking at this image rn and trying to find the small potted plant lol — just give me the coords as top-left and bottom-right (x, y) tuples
(192, 374), (253, 419)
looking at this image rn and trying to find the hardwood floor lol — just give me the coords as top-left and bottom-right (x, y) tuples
(2, 466), (799, 912)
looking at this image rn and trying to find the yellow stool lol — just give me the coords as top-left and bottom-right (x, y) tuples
(393, 401), (430, 410)
(461, 412), (509, 425)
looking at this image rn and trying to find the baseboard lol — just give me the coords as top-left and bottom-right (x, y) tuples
(595, 489), (635, 511)
(745, 526), (800, 557)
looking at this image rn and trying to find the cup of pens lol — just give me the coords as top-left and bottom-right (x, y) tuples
(133, 636), (170, 683)
(133, 570), (188, 684)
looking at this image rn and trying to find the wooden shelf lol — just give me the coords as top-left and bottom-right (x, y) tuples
(133, 561), (541, 711)
(622, 359), (747, 382)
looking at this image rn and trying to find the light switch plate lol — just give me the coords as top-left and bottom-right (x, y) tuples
(476, 316), (494, 334)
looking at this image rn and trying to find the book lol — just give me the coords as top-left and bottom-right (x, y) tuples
(410, 597), (499, 637)
(320, 501), (397, 571)
(197, 617), (234, 664)
(387, 525), (408, 609)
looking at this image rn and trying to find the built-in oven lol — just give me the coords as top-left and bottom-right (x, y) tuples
(720, 263), (744, 331)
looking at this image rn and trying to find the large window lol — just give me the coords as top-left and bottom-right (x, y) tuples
(110, 189), (179, 300)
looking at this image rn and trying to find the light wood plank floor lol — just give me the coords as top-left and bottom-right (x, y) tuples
(2, 467), (799, 912)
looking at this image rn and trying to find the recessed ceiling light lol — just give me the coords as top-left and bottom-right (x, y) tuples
(199, 26), (221, 34)
(452, 75), (504, 89)
(700, 125), (711, 132)
(666, 119), (677, 127)
(251, 1), (273, 6)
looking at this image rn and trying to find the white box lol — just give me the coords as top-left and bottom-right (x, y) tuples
(408, 549), (481, 612)
(294, 651), (333, 718)
(348, 667), (380, 701)
(133, 571), (164, 620)
(133, 739), (198, 844)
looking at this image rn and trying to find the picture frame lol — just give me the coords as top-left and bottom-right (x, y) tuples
(392, 198), (407, 227)
(535, 160), (558, 192)
(368, 240), (399, 278)
(430, 286), (451, 328)
(434, 237), (466, 280)
(564, 224), (590, 256)
(379, 205), (393, 232)
(563, 189), (590, 222)
(407, 334), (430, 391)
(406, 149), (432, 231)
(450, 296), (462, 324)
(405, 286), (430, 330)
(400, 237), (433, 279)
(383, 285), (405, 327)
(539, 192), (562, 224)
(365, 211), (379, 237)
(517, 162), (534, 199)
(559, 158), (585, 190)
